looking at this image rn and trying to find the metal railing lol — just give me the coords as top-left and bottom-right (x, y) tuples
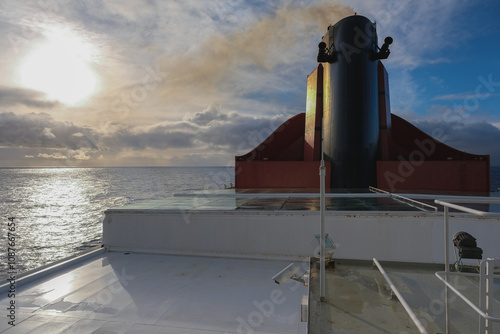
(174, 192), (392, 198)
(435, 260), (500, 333)
(434, 199), (500, 334)
(372, 258), (429, 334)
(369, 186), (438, 212)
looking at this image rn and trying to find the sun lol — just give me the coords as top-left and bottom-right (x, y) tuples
(18, 28), (99, 106)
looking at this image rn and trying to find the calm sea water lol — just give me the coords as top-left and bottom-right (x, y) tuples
(0, 167), (234, 281)
(492, 166), (500, 192)
(1, 166), (499, 282)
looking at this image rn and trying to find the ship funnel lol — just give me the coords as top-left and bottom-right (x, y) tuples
(322, 15), (382, 188)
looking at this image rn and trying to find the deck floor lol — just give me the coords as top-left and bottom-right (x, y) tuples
(108, 194), (420, 212)
(2, 252), (498, 333)
(0, 252), (307, 333)
(308, 258), (500, 333)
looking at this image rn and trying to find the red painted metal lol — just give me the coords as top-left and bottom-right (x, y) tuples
(375, 113), (490, 192)
(235, 161), (331, 189)
(377, 161), (490, 193)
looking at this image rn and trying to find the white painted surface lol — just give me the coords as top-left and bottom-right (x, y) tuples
(103, 210), (500, 264)
(0, 252), (307, 333)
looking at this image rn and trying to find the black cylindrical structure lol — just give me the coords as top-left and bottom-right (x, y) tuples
(322, 15), (380, 189)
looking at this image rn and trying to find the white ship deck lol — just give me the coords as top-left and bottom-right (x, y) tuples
(2, 250), (498, 333)
(0, 251), (307, 333)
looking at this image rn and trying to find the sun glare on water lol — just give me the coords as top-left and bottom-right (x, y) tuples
(18, 28), (100, 106)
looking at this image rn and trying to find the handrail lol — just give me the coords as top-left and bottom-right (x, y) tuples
(398, 194), (500, 203)
(435, 199), (500, 217)
(369, 186), (437, 212)
(174, 192), (392, 198)
(435, 270), (500, 323)
(391, 193), (438, 212)
(435, 199), (500, 333)
(434, 197), (500, 204)
(373, 258), (429, 334)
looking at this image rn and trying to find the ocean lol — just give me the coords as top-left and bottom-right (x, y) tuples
(0, 166), (234, 281)
(1, 166), (499, 282)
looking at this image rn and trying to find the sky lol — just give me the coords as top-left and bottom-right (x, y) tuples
(1, 0), (500, 167)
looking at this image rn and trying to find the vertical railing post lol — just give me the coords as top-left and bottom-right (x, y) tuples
(479, 260), (487, 333)
(444, 206), (450, 334)
(480, 259), (494, 334)
(319, 117), (326, 302)
(319, 161), (326, 302)
(487, 260), (496, 334)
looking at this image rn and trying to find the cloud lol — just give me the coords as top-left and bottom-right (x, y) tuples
(101, 104), (290, 153)
(0, 111), (98, 149)
(71, 149), (92, 160)
(186, 104), (228, 126)
(0, 86), (59, 108)
(351, 0), (468, 69)
(342, 1), (471, 113)
(27, 149), (93, 162)
(433, 92), (500, 101)
(413, 119), (500, 165)
(102, 122), (197, 150)
(37, 152), (68, 160)
(151, 2), (353, 112)
(42, 127), (56, 138)
(398, 103), (500, 127)
(43, 1), (354, 128)
(0, 106), (291, 164)
(195, 109), (290, 152)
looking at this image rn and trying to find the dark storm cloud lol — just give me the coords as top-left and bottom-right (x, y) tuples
(101, 105), (288, 153)
(413, 120), (500, 164)
(0, 111), (98, 149)
(0, 107), (288, 158)
(195, 110), (289, 151)
(101, 121), (198, 150)
(186, 105), (228, 126)
(0, 86), (59, 108)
